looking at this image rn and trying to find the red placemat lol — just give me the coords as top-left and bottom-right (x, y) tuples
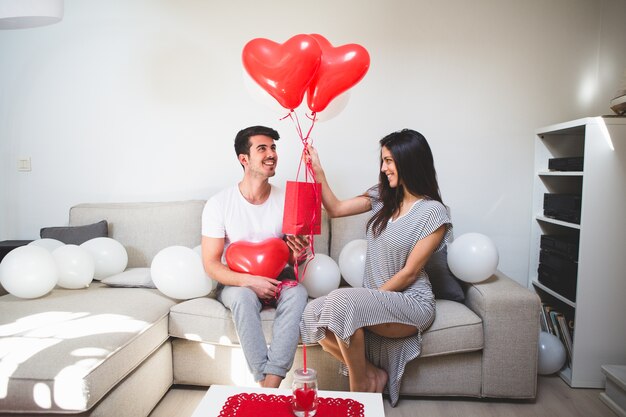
(217, 392), (365, 417)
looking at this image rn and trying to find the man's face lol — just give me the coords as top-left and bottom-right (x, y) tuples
(240, 134), (278, 178)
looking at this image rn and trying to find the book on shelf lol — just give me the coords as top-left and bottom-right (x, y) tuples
(557, 313), (573, 366)
(538, 301), (574, 366)
(549, 310), (562, 341)
(540, 303), (557, 335)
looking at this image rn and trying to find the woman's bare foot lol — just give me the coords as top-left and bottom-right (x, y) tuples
(372, 366), (388, 393)
(350, 363), (388, 393)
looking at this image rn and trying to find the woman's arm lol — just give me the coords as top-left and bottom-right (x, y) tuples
(379, 225), (446, 292)
(306, 145), (371, 218)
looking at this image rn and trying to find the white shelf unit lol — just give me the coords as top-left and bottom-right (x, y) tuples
(528, 116), (626, 388)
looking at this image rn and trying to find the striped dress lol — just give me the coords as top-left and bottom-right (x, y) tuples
(300, 187), (452, 406)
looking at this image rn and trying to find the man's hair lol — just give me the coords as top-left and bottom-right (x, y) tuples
(234, 125), (280, 158)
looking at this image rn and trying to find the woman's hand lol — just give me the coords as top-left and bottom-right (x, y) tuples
(305, 145), (324, 178)
(305, 144), (371, 218)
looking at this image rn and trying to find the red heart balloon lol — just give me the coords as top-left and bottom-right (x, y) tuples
(307, 34), (370, 113)
(225, 238), (290, 279)
(242, 34), (322, 110)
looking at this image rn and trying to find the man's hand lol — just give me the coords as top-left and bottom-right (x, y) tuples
(285, 234), (310, 263)
(244, 275), (280, 300)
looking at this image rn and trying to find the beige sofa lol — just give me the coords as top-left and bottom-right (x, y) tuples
(0, 200), (540, 416)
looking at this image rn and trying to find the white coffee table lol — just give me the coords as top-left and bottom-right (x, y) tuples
(191, 384), (385, 417)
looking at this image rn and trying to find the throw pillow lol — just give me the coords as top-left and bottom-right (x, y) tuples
(425, 246), (465, 302)
(40, 220), (108, 245)
(101, 268), (156, 288)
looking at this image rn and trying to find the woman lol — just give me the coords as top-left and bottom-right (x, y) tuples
(300, 128), (453, 406)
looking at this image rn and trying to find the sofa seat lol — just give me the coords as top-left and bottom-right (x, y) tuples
(0, 283), (177, 414)
(168, 294), (484, 393)
(169, 296), (483, 357)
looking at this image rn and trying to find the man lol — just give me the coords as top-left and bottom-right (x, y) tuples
(201, 125), (309, 388)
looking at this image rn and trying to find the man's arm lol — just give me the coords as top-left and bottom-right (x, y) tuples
(201, 235), (280, 300)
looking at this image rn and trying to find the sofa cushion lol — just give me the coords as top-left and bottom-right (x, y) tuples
(69, 201), (206, 268)
(169, 297), (276, 344)
(169, 297), (483, 358)
(329, 213), (369, 262)
(101, 267), (156, 288)
(421, 299), (483, 357)
(0, 283), (177, 414)
(40, 220), (109, 245)
(311, 209), (331, 256)
(424, 247), (465, 302)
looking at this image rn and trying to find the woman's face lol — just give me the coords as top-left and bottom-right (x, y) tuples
(381, 146), (399, 188)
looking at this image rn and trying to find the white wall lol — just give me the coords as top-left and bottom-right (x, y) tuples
(1, 0), (625, 285)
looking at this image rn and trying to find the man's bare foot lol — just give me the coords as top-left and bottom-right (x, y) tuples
(262, 374), (282, 388)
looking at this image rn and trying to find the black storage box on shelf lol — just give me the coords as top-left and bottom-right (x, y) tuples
(543, 193), (582, 224)
(540, 234), (579, 261)
(538, 263), (577, 302)
(548, 156), (584, 172)
(538, 234), (579, 302)
(540, 250), (578, 278)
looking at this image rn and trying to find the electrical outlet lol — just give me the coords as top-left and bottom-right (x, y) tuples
(18, 157), (31, 172)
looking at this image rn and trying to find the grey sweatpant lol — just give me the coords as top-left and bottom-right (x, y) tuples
(218, 281), (308, 382)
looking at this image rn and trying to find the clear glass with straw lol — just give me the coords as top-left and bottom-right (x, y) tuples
(292, 367), (318, 417)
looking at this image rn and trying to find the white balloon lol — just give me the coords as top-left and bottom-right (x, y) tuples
(0, 245), (58, 298)
(308, 91), (351, 122)
(28, 238), (64, 252)
(537, 331), (567, 375)
(52, 244), (95, 289)
(447, 233), (499, 283)
(151, 246), (216, 300)
(193, 244), (202, 257)
(338, 239), (366, 287)
(300, 254), (341, 298)
(80, 237), (128, 280)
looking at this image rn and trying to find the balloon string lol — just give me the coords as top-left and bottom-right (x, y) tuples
(284, 110), (321, 374)
(287, 110), (319, 281)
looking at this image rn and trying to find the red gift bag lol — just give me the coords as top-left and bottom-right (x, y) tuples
(282, 180), (322, 235)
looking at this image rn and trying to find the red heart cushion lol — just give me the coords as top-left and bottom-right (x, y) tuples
(225, 238), (289, 279)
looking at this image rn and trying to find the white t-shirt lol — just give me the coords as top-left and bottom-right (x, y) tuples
(202, 184), (285, 251)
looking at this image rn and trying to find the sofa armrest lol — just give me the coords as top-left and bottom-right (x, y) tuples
(464, 270), (540, 399)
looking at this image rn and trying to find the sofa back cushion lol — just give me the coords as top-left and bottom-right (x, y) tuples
(312, 209), (330, 256)
(69, 201), (206, 267)
(329, 212), (369, 262)
(69, 201), (331, 268)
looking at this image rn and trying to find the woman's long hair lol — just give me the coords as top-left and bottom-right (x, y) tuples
(367, 129), (443, 237)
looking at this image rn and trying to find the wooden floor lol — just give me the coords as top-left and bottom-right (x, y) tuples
(149, 375), (616, 417)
